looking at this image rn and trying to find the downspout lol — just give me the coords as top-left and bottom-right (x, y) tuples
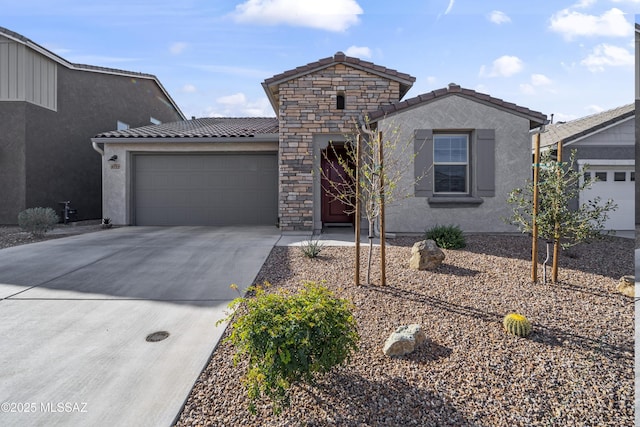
(91, 140), (105, 222)
(92, 140), (104, 156)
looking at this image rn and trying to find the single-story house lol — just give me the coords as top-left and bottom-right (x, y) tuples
(92, 52), (547, 234)
(0, 26), (185, 224)
(537, 104), (635, 232)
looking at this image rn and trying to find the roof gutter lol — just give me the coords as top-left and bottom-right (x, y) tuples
(92, 140), (104, 156)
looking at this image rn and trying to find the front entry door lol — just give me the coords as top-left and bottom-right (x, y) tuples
(321, 146), (353, 224)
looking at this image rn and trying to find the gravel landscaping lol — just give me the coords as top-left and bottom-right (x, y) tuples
(0, 221), (105, 250)
(175, 234), (634, 427)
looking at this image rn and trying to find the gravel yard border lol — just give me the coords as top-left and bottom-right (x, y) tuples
(175, 234), (634, 427)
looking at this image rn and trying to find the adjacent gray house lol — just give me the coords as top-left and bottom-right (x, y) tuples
(538, 104), (635, 232)
(0, 26), (185, 224)
(635, 23), (640, 225)
(92, 52), (546, 233)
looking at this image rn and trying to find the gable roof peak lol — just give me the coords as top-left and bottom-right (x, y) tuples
(447, 82), (462, 92)
(368, 84), (547, 128)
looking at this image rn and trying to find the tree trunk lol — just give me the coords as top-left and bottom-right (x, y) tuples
(552, 237), (560, 283)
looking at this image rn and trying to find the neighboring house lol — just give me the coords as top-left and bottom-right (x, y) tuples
(635, 23), (640, 225)
(538, 104), (635, 232)
(92, 52), (546, 234)
(0, 27), (185, 224)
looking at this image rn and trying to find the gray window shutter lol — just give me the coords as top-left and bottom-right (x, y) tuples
(414, 129), (433, 197)
(476, 129), (495, 197)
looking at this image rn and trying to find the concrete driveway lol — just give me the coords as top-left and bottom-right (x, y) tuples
(0, 226), (280, 427)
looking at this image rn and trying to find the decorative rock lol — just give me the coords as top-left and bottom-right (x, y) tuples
(383, 324), (426, 357)
(409, 239), (445, 270)
(616, 275), (635, 298)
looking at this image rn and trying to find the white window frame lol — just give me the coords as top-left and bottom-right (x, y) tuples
(117, 120), (130, 131)
(433, 133), (469, 194)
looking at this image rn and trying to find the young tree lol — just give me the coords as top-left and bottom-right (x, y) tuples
(506, 148), (617, 283)
(321, 116), (421, 285)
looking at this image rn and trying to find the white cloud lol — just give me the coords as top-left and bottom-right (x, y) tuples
(585, 104), (605, 114)
(232, 0), (363, 32)
(549, 8), (632, 40)
(444, 0), (455, 15)
(345, 45), (372, 58)
(479, 55), (524, 78)
(488, 10), (511, 24)
(572, 0), (596, 8)
(426, 76), (437, 85)
(520, 74), (554, 95)
(531, 74), (552, 86)
(580, 43), (634, 71)
(217, 92), (247, 106)
(209, 93), (274, 117)
(169, 42), (188, 55)
(519, 83), (536, 95)
(182, 84), (197, 93)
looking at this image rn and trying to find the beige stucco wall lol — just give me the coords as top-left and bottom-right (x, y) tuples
(377, 95), (534, 234)
(100, 141), (278, 225)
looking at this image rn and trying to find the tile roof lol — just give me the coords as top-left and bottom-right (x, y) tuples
(263, 51), (416, 87)
(94, 117), (279, 139)
(368, 83), (547, 127)
(262, 51), (416, 115)
(0, 26), (185, 119)
(538, 103), (634, 148)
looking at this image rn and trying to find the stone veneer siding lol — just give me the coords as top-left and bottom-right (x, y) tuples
(277, 64), (401, 231)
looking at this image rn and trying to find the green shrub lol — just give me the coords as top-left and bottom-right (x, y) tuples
(299, 239), (323, 258)
(503, 313), (532, 338)
(220, 281), (359, 414)
(17, 207), (59, 237)
(425, 224), (466, 249)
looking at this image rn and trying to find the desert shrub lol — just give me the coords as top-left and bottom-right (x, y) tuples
(425, 224), (466, 249)
(17, 207), (59, 237)
(299, 239), (323, 258)
(220, 281), (359, 414)
(503, 313), (532, 338)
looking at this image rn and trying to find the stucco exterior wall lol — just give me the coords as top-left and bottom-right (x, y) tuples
(23, 67), (183, 223)
(101, 142), (279, 225)
(0, 41), (183, 224)
(0, 103), (26, 223)
(377, 95), (533, 233)
(277, 64), (401, 231)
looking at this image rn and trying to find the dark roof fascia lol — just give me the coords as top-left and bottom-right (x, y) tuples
(368, 85), (547, 128)
(0, 26), (186, 120)
(91, 134), (279, 144)
(540, 110), (635, 148)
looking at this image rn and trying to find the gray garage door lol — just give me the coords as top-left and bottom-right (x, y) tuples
(133, 153), (278, 226)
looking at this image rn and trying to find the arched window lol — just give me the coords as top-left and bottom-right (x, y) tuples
(336, 92), (345, 110)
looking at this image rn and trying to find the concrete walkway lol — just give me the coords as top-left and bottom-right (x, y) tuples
(0, 226), (280, 427)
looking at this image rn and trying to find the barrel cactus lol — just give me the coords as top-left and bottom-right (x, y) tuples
(503, 313), (532, 338)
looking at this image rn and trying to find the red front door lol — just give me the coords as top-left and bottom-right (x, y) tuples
(321, 146), (353, 224)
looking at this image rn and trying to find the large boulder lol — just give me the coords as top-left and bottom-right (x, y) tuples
(409, 239), (445, 270)
(383, 324), (426, 357)
(616, 275), (635, 298)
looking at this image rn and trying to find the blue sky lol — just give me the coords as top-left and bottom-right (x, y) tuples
(2, 0), (637, 122)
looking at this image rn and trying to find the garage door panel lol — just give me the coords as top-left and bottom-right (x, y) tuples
(134, 154), (277, 226)
(580, 167), (634, 230)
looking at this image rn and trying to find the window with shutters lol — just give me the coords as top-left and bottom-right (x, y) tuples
(433, 134), (469, 194)
(414, 128), (495, 206)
